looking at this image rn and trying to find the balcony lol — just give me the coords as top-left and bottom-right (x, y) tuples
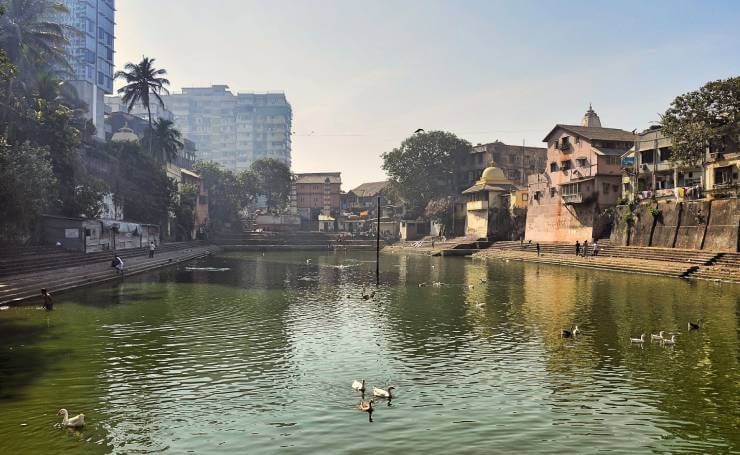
(562, 193), (583, 204)
(466, 200), (488, 211)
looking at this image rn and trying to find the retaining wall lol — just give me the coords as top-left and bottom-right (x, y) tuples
(675, 200), (710, 250)
(703, 198), (739, 251)
(651, 201), (681, 248)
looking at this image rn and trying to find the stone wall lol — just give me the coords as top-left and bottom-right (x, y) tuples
(525, 198), (597, 243)
(651, 201), (680, 248)
(703, 198), (739, 251)
(609, 199), (738, 251)
(675, 200), (710, 250)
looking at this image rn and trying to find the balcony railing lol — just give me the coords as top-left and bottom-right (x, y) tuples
(562, 193), (583, 204)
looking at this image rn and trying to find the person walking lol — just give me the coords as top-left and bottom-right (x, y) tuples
(575, 240), (581, 256)
(41, 288), (53, 311)
(536, 242), (541, 257)
(149, 241), (156, 258)
(583, 240), (589, 258)
(592, 240), (600, 257)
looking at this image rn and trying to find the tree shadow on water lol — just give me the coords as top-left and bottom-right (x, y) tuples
(0, 318), (71, 402)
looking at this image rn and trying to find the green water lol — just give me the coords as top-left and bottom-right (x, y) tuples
(0, 251), (738, 454)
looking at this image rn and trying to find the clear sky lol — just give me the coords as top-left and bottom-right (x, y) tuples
(115, 0), (740, 188)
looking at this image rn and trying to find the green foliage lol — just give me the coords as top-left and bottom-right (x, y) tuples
(193, 161), (246, 231)
(143, 118), (182, 164)
(248, 158), (292, 209)
(382, 130), (472, 216)
(649, 206), (662, 218)
(105, 141), (176, 226)
(661, 76), (740, 166)
(0, 138), (55, 240)
(172, 184), (198, 241)
(424, 196), (455, 234)
(114, 57), (170, 128)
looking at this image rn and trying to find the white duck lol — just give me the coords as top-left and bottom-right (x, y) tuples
(651, 331), (665, 341)
(661, 335), (676, 345)
(630, 334), (646, 344)
(58, 409), (85, 428)
(373, 386), (395, 399)
(352, 379), (366, 393)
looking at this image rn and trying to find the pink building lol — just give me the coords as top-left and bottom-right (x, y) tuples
(525, 106), (635, 243)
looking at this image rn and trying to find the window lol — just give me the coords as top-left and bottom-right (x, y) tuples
(560, 160), (572, 171)
(714, 166), (734, 186)
(605, 156), (621, 165)
(561, 183), (580, 196)
(522, 193), (529, 201)
(550, 162), (558, 172)
(550, 187), (557, 197)
(576, 158), (587, 168)
(603, 183), (610, 194)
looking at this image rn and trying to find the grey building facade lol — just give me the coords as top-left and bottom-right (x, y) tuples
(54, 0), (115, 139)
(109, 85), (292, 172)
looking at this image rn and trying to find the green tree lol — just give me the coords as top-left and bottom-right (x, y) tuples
(0, 138), (55, 241)
(248, 158), (292, 210)
(172, 183), (198, 241)
(105, 140), (176, 226)
(661, 76), (740, 166)
(114, 56), (170, 154)
(144, 118), (182, 164)
(382, 130), (472, 217)
(0, 0), (72, 73)
(193, 161), (246, 232)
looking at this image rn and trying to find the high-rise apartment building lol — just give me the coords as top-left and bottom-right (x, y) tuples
(107, 85), (293, 172)
(55, 0), (115, 139)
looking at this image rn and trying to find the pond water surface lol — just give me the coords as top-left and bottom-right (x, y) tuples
(0, 251), (738, 454)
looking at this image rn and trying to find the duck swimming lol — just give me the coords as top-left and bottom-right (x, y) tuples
(630, 334), (646, 344)
(561, 326), (580, 338)
(373, 386), (395, 399)
(352, 379), (366, 393)
(661, 335), (676, 345)
(688, 319), (703, 331)
(651, 331), (665, 341)
(58, 409), (85, 428)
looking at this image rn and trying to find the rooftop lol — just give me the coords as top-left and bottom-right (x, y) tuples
(543, 124), (636, 143)
(295, 172), (342, 184)
(351, 181), (388, 198)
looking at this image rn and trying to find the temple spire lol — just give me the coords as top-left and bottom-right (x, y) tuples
(581, 103), (602, 127)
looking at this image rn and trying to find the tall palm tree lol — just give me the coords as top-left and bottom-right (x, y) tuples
(114, 56), (170, 136)
(144, 118), (183, 164)
(0, 0), (73, 74)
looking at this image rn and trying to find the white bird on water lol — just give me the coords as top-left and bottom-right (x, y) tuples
(373, 386), (395, 399)
(630, 334), (646, 344)
(352, 379), (366, 393)
(58, 409), (85, 428)
(661, 335), (676, 345)
(651, 331), (665, 341)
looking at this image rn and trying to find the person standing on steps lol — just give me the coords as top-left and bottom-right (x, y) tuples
(41, 288), (53, 311)
(583, 240), (589, 258)
(592, 240), (600, 257)
(149, 241), (156, 258)
(536, 242), (541, 257)
(112, 255), (124, 276)
(575, 240), (581, 256)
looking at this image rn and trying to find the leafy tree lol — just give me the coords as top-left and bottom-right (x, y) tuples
(105, 141), (177, 226)
(0, 0), (72, 74)
(144, 118), (182, 164)
(114, 56), (169, 129)
(193, 161), (245, 231)
(171, 184), (198, 241)
(114, 57), (170, 154)
(424, 196), (455, 236)
(248, 158), (292, 210)
(661, 76), (740, 166)
(0, 138), (55, 241)
(382, 130), (472, 217)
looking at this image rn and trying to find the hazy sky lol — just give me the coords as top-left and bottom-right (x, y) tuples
(116, 0), (740, 188)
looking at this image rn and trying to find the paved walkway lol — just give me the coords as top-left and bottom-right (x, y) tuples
(0, 245), (218, 306)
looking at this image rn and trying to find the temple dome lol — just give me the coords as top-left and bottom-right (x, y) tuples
(111, 123), (139, 143)
(480, 166), (510, 185)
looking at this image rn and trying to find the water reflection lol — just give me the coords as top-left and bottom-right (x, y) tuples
(0, 251), (737, 453)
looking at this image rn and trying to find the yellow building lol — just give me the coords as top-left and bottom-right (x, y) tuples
(462, 166), (515, 239)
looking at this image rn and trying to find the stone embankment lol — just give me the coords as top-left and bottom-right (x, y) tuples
(0, 242), (218, 306)
(472, 241), (740, 283)
(383, 238), (491, 256)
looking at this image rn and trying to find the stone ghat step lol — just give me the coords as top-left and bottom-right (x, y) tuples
(0, 250), (213, 306)
(0, 242), (206, 277)
(474, 253), (690, 278)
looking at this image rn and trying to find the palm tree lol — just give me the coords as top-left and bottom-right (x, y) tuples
(144, 118), (183, 164)
(0, 0), (73, 74)
(114, 56), (170, 154)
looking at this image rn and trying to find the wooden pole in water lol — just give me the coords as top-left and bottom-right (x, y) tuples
(376, 195), (380, 285)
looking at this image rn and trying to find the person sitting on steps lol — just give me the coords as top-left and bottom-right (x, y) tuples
(41, 288), (53, 311)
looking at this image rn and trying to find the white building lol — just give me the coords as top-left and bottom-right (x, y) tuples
(108, 85), (292, 172)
